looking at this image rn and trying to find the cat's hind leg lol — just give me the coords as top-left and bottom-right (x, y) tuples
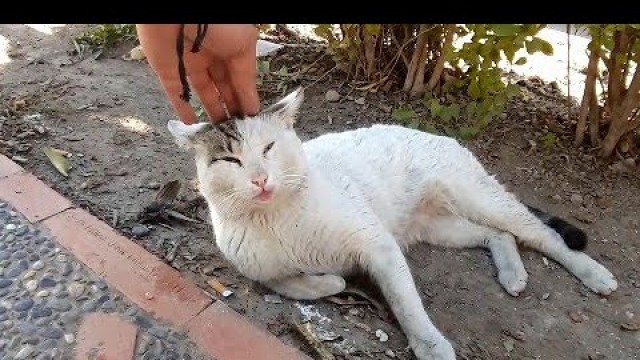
(423, 216), (528, 296)
(263, 274), (346, 300)
(452, 178), (617, 295)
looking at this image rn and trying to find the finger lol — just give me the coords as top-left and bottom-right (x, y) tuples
(188, 69), (230, 123)
(207, 64), (242, 119)
(155, 71), (199, 124)
(226, 50), (260, 118)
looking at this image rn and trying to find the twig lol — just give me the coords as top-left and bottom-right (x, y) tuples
(291, 320), (336, 360)
(427, 24), (455, 91)
(566, 24), (572, 122)
(303, 65), (338, 90)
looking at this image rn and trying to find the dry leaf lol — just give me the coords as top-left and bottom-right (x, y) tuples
(43, 147), (71, 177)
(620, 319), (640, 331)
(155, 180), (181, 203)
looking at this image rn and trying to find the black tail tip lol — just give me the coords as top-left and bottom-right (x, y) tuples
(554, 221), (588, 251)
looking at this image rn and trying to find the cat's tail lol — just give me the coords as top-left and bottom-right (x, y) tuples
(526, 205), (587, 250)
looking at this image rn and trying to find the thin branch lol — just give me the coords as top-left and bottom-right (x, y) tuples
(427, 24), (455, 91)
(575, 46), (600, 146)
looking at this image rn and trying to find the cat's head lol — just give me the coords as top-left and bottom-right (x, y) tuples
(167, 87), (307, 215)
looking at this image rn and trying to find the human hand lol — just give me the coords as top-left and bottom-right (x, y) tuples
(136, 24), (260, 124)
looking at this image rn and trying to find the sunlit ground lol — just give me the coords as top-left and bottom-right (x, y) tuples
(0, 34), (10, 65)
(25, 24), (66, 35)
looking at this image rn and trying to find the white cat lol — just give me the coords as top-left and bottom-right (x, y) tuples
(168, 88), (617, 360)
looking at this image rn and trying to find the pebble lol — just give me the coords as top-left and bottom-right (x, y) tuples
(15, 345), (34, 359)
(23, 270), (36, 280)
(131, 225), (151, 237)
(264, 294), (283, 304)
(138, 334), (152, 354)
(375, 329), (389, 342)
(570, 193), (584, 204)
(31, 260), (44, 271)
(36, 290), (50, 297)
(49, 299), (72, 312)
(68, 282), (85, 298)
(542, 292), (550, 300)
(325, 89), (340, 102)
(41, 326), (64, 339)
(5, 223), (17, 231)
(40, 277), (57, 288)
(14, 298), (34, 311)
(64, 333), (75, 344)
(0, 279), (12, 288)
(32, 306), (53, 318)
(385, 349), (396, 358)
(56, 254), (67, 263)
(61, 263), (73, 276)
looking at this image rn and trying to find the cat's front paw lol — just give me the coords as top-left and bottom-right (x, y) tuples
(410, 336), (456, 360)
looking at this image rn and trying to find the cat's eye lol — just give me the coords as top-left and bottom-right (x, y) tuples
(212, 156), (242, 166)
(263, 141), (275, 155)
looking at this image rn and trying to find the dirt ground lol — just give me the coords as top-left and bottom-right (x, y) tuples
(1, 24), (639, 360)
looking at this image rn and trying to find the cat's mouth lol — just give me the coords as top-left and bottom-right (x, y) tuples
(254, 189), (274, 203)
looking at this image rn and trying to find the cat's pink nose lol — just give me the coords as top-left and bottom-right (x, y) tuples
(251, 174), (268, 188)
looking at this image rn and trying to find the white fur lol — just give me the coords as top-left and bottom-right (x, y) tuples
(169, 88), (618, 360)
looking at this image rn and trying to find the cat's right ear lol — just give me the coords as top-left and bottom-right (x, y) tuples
(167, 120), (211, 148)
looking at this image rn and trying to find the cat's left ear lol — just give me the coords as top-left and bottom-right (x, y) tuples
(262, 86), (304, 128)
(167, 120), (211, 149)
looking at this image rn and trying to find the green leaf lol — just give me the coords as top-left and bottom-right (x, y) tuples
(514, 56), (527, 65)
(364, 24), (381, 35)
(492, 24), (521, 37)
(458, 126), (481, 141)
(469, 80), (481, 99)
(505, 83), (521, 98)
(540, 40), (554, 55)
(392, 107), (418, 122)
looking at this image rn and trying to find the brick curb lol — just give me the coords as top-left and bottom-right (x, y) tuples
(0, 154), (309, 360)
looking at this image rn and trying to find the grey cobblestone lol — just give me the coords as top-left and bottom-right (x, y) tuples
(0, 200), (211, 360)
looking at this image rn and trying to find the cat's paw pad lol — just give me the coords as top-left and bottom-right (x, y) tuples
(579, 258), (617, 295)
(498, 267), (528, 297)
(411, 337), (456, 360)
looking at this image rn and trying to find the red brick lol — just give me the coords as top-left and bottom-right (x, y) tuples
(187, 301), (311, 360)
(0, 172), (71, 222)
(43, 208), (210, 326)
(0, 154), (24, 178)
(74, 312), (138, 360)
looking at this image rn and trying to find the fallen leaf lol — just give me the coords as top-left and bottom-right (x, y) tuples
(620, 319), (640, 331)
(155, 180), (181, 203)
(43, 147), (71, 177)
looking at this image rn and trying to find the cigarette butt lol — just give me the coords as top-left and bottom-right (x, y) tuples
(207, 278), (234, 297)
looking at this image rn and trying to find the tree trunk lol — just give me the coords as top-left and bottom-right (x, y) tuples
(599, 65), (640, 157)
(403, 24), (429, 92)
(427, 24), (455, 91)
(575, 48), (600, 146)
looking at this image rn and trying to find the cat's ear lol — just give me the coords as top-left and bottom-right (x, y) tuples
(263, 86), (304, 128)
(167, 120), (211, 148)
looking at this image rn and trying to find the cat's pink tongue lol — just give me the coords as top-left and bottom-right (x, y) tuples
(256, 190), (273, 202)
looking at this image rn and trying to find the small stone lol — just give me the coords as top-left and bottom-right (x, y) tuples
(101, 300), (117, 312)
(0, 279), (12, 288)
(325, 89), (340, 102)
(570, 194), (583, 204)
(40, 277), (57, 288)
(64, 333), (75, 344)
(542, 293), (550, 300)
(32, 306), (53, 318)
(49, 299), (72, 312)
(15, 345), (34, 359)
(151, 338), (164, 356)
(68, 282), (85, 298)
(148, 327), (168, 339)
(138, 335), (152, 354)
(56, 254), (67, 263)
(0, 306), (6, 314)
(12, 250), (28, 259)
(61, 263), (73, 276)
(375, 329), (389, 342)
(5, 223), (17, 231)
(23, 270), (36, 280)
(96, 282), (108, 290)
(14, 298), (34, 311)
(145, 182), (162, 189)
(19, 322), (37, 335)
(385, 349), (396, 358)
(264, 294), (283, 304)
(0, 251), (9, 260)
(24, 336), (40, 345)
(144, 292), (154, 300)
(131, 225), (151, 237)
(354, 96), (366, 105)
(41, 327), (64, 339)
(36, 290), (50, 297)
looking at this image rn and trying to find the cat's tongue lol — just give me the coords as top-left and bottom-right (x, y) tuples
(256, 190), (273, 202)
